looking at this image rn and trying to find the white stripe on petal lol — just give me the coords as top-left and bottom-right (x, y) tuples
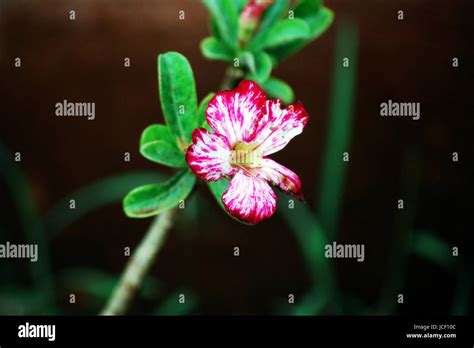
(249, 100), (309, 156)
(186, 128), (235, 181)
(206, 80), (266, 146)
(222, 170), (277, 224)
(253, 158), (303, 200)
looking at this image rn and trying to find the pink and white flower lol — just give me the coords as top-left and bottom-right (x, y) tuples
(240, 0), (273, 23)
(186, 80), (309, 224)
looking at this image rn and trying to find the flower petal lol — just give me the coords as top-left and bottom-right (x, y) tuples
(222, 170), (277, 224)
(250, 100), (309, 156)
(186, 128), (235, 181)
(206, 80), (266, 146)
(253, 158), (304, 200)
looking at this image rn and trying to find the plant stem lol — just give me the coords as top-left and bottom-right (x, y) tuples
(220, 66), (245, 90)
(100, 208), (176, 315)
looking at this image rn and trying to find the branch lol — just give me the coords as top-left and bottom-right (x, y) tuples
(100, 208), (176, 315)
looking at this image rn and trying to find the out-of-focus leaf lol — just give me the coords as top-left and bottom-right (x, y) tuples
(124, 169), (195, 218)
(45, 171), (166, 237)
(377, 151), (421, 314)
(261, 77), (294, 104)
(411, 232), (456, 270)
(247, 51), (272, 83)
(58, 268), (161, 301)
(258, 18), (310, 49)
(200, 37), (234, 62)
(154, 289), (198, 315)
(410, 232), (469, 315)
(248, 0), (290, 49)
(202, 0), (239, 50)
(0, 288), (60, 315)
(0, 143), (54, 305)
(140, 124), (187, 168)
(158, 52), (198, 150)
(277, 194), (336, 314)
(316, 20), (357, 239)
(451, 270), (471, 315)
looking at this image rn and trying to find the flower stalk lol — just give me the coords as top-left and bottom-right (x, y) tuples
(100, 208), (176, 315)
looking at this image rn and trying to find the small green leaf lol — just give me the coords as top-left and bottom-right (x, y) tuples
(124, 169), (196, 218)
(198, 93), (215, 129)
(240, 51), (256, 73)
(261, 77), (294, 104)
(248, 0), (290, 50)
(140, 124), (187, 168)
(246, 51), (272, 83)
(200, 37), (234, 62)
(158, 52), (198, 151)
(209, 19), (221, 39)
(269, 5), (334, 61)
(303, 7), (334, 39)
(258, 18), (310, 49)
(202, 0), (239, 50)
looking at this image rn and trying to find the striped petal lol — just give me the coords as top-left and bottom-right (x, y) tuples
(185, 128), (235, 181)
(206, 80), (266, 146)
(222, 170), (277, 224)
(253, 158), (303, 200)
(250, 100), (309, 156)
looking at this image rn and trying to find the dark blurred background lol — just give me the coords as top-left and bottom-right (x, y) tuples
(0, 0), (473, 315)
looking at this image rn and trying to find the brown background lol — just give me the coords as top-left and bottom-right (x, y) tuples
(0, 0), (473, 314)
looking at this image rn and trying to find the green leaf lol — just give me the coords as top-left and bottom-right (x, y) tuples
(140, 124), (187, 168)
(209, 19), (220, 39)
(297, 3), (334, 41)
(261, 77), (294, 104)
(154, 289), (198, 315)
(258, 18), (310, 49)
(269, 5), (334, 61)
(200, 37), (234, 62)
(158, 52), (198, 150)
(58, 268), (162, 301)
(411, 232), (456, 270)
(198, 93), (215, 129)
(276, 194), (336, 313)
(207, 179), (228, 211)
(248, 0), (290, 49)
(236, 0), (249, 12)
(124, 169), (196, 218)
(316, 20), (356, 239)
(202, 0), (239, 50)
(0, 142), (54, 307)
(246, 51), (272, 83)
(239, 51), (256, 73)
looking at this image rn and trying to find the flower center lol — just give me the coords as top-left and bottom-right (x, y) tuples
(229, 142), (263, 168)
